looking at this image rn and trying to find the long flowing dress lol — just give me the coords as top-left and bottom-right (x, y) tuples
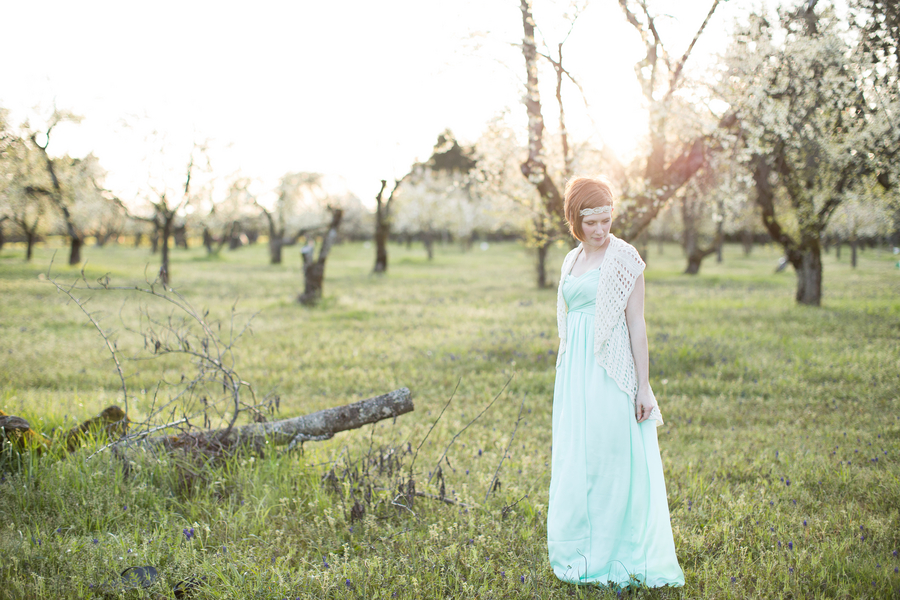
(547, 266), (684, 588)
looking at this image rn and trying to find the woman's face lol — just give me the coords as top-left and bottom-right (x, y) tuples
(581, 209), (613, 248)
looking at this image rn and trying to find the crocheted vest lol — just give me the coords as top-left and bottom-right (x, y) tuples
(555, 234), (663, 426)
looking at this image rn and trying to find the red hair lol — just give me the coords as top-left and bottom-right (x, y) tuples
(564, 177), (614, 242)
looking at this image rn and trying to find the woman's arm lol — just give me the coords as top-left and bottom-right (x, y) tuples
(625, 274), (657, 422)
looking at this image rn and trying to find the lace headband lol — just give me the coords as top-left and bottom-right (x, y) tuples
(579, 206), (612, 216)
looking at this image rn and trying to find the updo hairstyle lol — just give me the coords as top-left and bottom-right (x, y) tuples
(564, 177), (614, 242)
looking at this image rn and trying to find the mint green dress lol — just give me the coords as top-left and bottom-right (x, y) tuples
(548, 267), (684, 588)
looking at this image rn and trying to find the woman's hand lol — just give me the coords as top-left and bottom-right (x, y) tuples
(634, 387), (658, 423)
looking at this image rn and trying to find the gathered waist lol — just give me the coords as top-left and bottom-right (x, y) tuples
(567, 306), (595, 316)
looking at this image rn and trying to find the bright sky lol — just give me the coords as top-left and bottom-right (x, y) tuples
(1, 0), (753, 207)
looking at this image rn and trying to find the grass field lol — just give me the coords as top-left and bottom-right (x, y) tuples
(0, 238), (898, 599)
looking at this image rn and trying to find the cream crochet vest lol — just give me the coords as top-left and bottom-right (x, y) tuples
(555, 234), (663, 426)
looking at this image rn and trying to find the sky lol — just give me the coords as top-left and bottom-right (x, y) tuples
(1, 0), (753, 208)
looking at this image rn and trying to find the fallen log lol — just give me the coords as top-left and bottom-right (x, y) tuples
(151, 387), (413, 453)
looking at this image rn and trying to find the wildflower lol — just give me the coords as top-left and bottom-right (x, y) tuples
(778, 541), (782, 549)
(788, 542), (793, 551)
(465, 470), (469, 475)
(893, 550), (898, 557)
(789, 567), (794, 574)
(803, 520), (807, 527)
(56, 528), (62, 534)
(478, 449), (483, 456)
(345, 579), (353, 589)
(501, 571), (506, 578)
(520, 575), (525, 583)
(123, 505), (127, 511)
(786, 479), (791, 486)
(731, 577), (736, 583)
(92, 538), (99, 545)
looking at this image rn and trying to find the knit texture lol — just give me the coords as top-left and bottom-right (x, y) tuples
(556, 235), (663, 426)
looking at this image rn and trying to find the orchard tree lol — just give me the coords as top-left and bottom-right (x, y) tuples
(0, 135), (51, 260)
(27, 110), (99, 265)
(256, 172), (327, 264)
(723, 2), (898, 305)
(515, 0), (728, 286)
(827, 191), (895, 266)
(611, 0), (737, 242)
(199, 176), (257, 255)
(392, 131), (480, 260)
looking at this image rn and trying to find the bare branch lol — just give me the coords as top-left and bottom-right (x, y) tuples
(667, 0), (721, 96)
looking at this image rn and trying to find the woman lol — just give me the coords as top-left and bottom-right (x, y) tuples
(548, 177), (684, 588)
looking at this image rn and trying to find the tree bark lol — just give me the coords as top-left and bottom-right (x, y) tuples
(519, 0), (567, 289)
(0, 217), (5, 252)
(741, 229), (753, 255)
(159, 215), (171, 286)
(536, 240), (551, 288)
(373, 180), (390, 273)
(174, 223), (188, 249)
(752, 154), (823, 305)
(423, 231), (435, 261)
(26, 231), (36, 261)
(850, 238), (858, 268)
(298, 208), (343, 306)
(31, 135), (84, 265)
(152, 387), (413, 450)
(269, 236), (283, 264)
(795, 246), (822, 305)
(69, 235), (83, 265)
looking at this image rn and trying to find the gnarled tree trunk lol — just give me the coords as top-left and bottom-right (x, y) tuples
(299, 208), (343, 306)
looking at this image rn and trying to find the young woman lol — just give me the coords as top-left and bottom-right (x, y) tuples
(547, 177), (684, 588)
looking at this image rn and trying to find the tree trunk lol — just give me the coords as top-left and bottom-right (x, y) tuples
(715, 218), (724, 263)
(423, 232), (434, 261)
(228, 221), (242, 250)
(835, 241), (842, 260)
(150, 229), (159, 253)
(0, 219), (5, 252)
(536, 240), (551, 288)
(174, 223), (188, 249)
(134, 232), (143, 248)
(203, 228), (214, 254)
(159, 219), (171, 286)
(68, 235), (83, 266)
(269, 236), (283, 264)
(794, 247), (822, 306)
(850, 239), (858, 268)
(26, 231), (36, 261)
(373, 180), (390, 273)
(299, 208), (343, 306)
(741, 229), (753, 255)
(684, 244), (718, 274)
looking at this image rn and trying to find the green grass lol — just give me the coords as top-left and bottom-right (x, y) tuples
(0, 238), (898, 599)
